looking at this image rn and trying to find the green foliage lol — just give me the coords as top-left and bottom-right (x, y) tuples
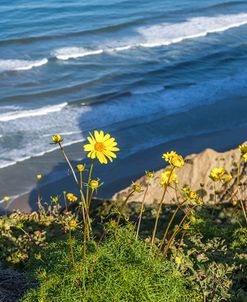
(231, 228), (247, 250)
(175, 233), (235, 301)
(0, 209), (78, 266)
(172, 216), (247, 302)
(21, 224), (200, 302)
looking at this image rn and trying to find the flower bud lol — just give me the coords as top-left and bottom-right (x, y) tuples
(175, 257), (182, 264)
(52, 134), (63, 144)
(76, 164), (85, 172)
(132, 183), (142, 193)
(190, 216), (196, 224)
(36, 174), (42, 181)
(90, 179), (99, 190)
(145, 170), (154, 179)
(68, 219), (77, 230)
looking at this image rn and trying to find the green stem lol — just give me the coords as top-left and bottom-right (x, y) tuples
(86, 161), (94, 203)
(79, 171), (86, 224)
(59, 143), (79, 185)
(151, 167), (175, 246)
(159, 199), (187, 251)
(83, 221), (87, 259)
(69, 229), (75, 269)
(59, 142), (88, 215)
(240, 199), (247, 225)
(163, 205), (196, 257)
(116, 190), (135, 227)
(151, 187), (167, 246)
(88, 189), (94, 211)
(20, 227), (31, 239)
(237, 158), (241, 186)
(136, 184), (149, 239)
(85, 161), (94, 238)
(175, 228), (188, 258)
(58, 142), (87, 227)
(63, 192), (68, 213)
(37, 181), (41, 212)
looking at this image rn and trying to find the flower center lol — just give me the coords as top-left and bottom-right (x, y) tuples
(94, 142), (105, 152)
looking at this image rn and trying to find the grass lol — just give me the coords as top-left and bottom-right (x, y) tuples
(21, 224), (200, 302)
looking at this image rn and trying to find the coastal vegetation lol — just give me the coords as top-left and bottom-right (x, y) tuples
(0, 131), (246, 301)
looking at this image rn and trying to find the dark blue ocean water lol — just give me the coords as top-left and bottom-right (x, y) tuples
(1, 0), (247, 169)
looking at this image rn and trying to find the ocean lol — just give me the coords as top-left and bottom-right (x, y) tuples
(1, 0), (247, 203)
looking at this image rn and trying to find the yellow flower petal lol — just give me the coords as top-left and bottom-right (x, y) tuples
(102, 133), (111, 142)
(88, 136), (95, 145)
(104, 138), (116, 146)
(88, 151), (96, 159)
(97, 152), (107, 164)
(84, 144), (94, 151)
(104, 150), (117, 158)
(94, 130), (103, 142)
(108, 146), (120, 152)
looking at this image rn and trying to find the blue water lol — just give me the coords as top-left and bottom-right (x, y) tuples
(1, 0), (247, 169)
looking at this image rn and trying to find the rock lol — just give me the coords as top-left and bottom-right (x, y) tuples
(113, 143), (247, 205)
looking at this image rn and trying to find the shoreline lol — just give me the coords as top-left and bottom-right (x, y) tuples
(1, 123), (247, 213)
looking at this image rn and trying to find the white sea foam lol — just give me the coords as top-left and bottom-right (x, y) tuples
(107, 45), (132, 52)
(34, 138), (84, 157)
(0, 138), (85, 169)
(42, 130), (82, 137)
(136, 13), (247, 48)
(0, 156), (31, 169)
(54, 47), (104, 60)
(54, 13), (247, 61)
(0, 102), (67, 122)
(0, 58), (48, 72)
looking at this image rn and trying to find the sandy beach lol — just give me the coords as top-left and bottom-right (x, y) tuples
(1, 122), (247, 213)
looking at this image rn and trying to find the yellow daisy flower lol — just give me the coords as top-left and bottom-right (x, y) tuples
(189, 191), (197, 200)
(223, 174), (233, 183)
(182, 187), (202, 204)
(84, 130), (119, 164)
(162, 151), (184, 168)
(66, 193), (78, 202)
(160, 168), (177, 186)
(209, 167), (225, 182)
(239, 144), (247, 155)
